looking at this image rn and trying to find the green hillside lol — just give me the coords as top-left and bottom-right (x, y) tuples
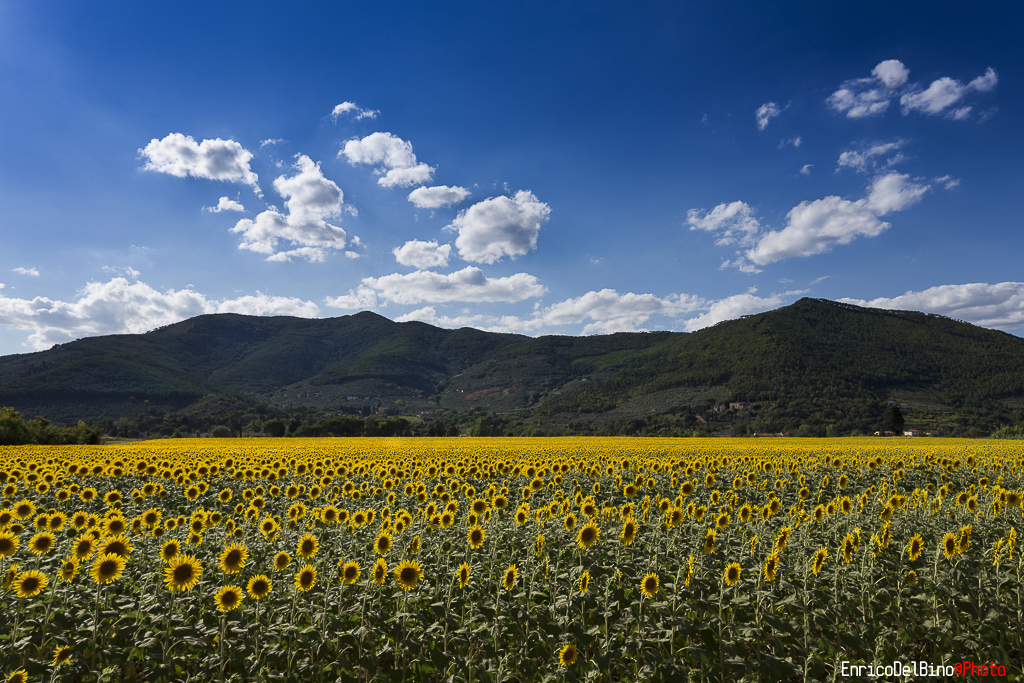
(1, 298), (1022, 437)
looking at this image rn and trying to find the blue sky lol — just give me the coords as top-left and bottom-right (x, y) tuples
(1, 1), (1022, 355)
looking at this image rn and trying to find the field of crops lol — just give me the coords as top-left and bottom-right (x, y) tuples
(0, 437), (1021, 682)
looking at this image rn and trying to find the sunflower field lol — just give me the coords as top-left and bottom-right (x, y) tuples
(0, 437), (1021, 682)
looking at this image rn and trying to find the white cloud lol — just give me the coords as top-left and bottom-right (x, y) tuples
(0, 277), (319, 350)
(539, 289), (703, 332)
(340, 131), (434, 188)
(12, 267), (39, 277)
(449, 190), (551, 264)
(687, 201), (762, 247)
(331, 102), (379, 120)
(393, 240), (452, 269)
(747, 196), (887, 266)
(230, 155), (349, 261)
(682, 290), (790, 331)
(139, 133), (260, 193)
(324, 285), (378, 311)
(779, 136), (802, 149)
(872, 59), (910, 89)
(839, 282), (1024, 330)
(836, 140), (907, 173)
(900, 67), (998, 118)
(408, 185), (471, 209)
(755, 102), (781, 130)
(204, 196), (246, 213)
(694, 172), (932, 267)
(864, 172), (928, 214)
(827, 60), (996, 121)
(355, 267), (547, 305)
(260, 138), (283, 148)
(800, 164), (813, 176)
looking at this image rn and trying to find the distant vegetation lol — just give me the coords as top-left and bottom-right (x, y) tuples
(0, 406), (102, 445)
(2, 298), (1024, 439)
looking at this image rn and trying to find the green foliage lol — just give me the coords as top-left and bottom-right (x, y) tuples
(2, 299), (1024, 437)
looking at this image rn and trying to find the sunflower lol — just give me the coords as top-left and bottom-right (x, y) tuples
(907, 569), (918, 585)
(91, 553), (126, 585)
(3, 564), (18, 590)
(373, 558), (388, 585)
(394, 559), (423, 592)
(579, 570), (590, 594)
(774, 526), (792, 553)
(558, 643), (577, 667)
(502, 564), (518, 591)
(5, 668), (28, 683)
(812, 547), (828, 575)
(97, 534), (133, 559)
(341, 561), (360, 585)
(294, 564), (317, 591)
(941, 532), (958, 559)
(213, 584), (244, 612)
(703, 528), (717, 556)
(165, 554), (203, 592)
(685, 555), (695, 587)
(738, 504), (752, 523)
(160, 539), (182, 563)
(715, 512), (730, 530)
(457, 561), (470, 589)
(467, 525), (485, 550)
(576, 523), (600, 550)
(15, 569), (47, 598)
(621, 518), (638, 546)
(274, 551), (292, 571)
(296, 534), (319, 559)
(52, 644), (73, 666)
(0, 531), (18, 559)
(59, 557), (79, 582)
(958, 525), (971, 554)
(247, 574), (272, 599)
(764, 553), (779, 582)
(29, 531), (56, 555)
(13, 499), (36, 520)
(908, 534), (924, 561)
(841, 534), (855, 564)
(640, 572), (659, 598)
(724, 562), (741, 587)
(219, 543), (248, 574)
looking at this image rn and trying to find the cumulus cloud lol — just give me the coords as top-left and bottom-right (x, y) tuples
(826, 60), (905, 118)
(448, 190), (551, 264)
(800, 164), (813, 176)
(539, 289), (703, 334)
(323, 285), (378, 311)
(139, 133), (260, 193)
(330, 102), (379, 120)
(12, 267), (39, 277)
(340, 132), (434, 188)
(204, 196), (246, 213)
(836, 140), (908, 173)
(393, 240), (452, 269)
(408, 185), (471, 209)
(828, 60), (997, 121)
(694, 172), (932, 268)
(839, 282), (1024, 330)
(687, 201), (762, 247)
(0, 276), (320, 350)
(864, 172), (929, 214)
(682, 290), (793, 332)
(901, 67), (998, 117)
(755, 102), (782, 130)
(230, 155), (349, 261)
(353, 267), (546, 305)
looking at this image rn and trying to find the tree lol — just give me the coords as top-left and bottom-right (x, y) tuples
(883, 405), (905, 434)
(263, 418), (286, 437)
(211, 425), (233, 438)
(470, 416), (492, 437)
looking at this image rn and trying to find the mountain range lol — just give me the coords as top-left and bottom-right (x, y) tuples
(1, 298), (1022, 437)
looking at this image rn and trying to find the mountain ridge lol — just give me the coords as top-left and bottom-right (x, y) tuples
(2, 298), (1022, 437)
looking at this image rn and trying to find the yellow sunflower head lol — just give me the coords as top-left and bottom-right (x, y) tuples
(294, 564), (317, 592)
(164, 554), (203, 592)
(640, 572), (659, 598)
(214, 585), (244, 612)
(502, 564), (518, 591)
(15, 569), (48, 598)
(91, 553), (126, 585)
(247, 574), (272, 600)
(394, 559), (423, 592)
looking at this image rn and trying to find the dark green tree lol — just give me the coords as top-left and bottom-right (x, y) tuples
(263, 418), (286, 437)
(883, 405), (905, 434)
